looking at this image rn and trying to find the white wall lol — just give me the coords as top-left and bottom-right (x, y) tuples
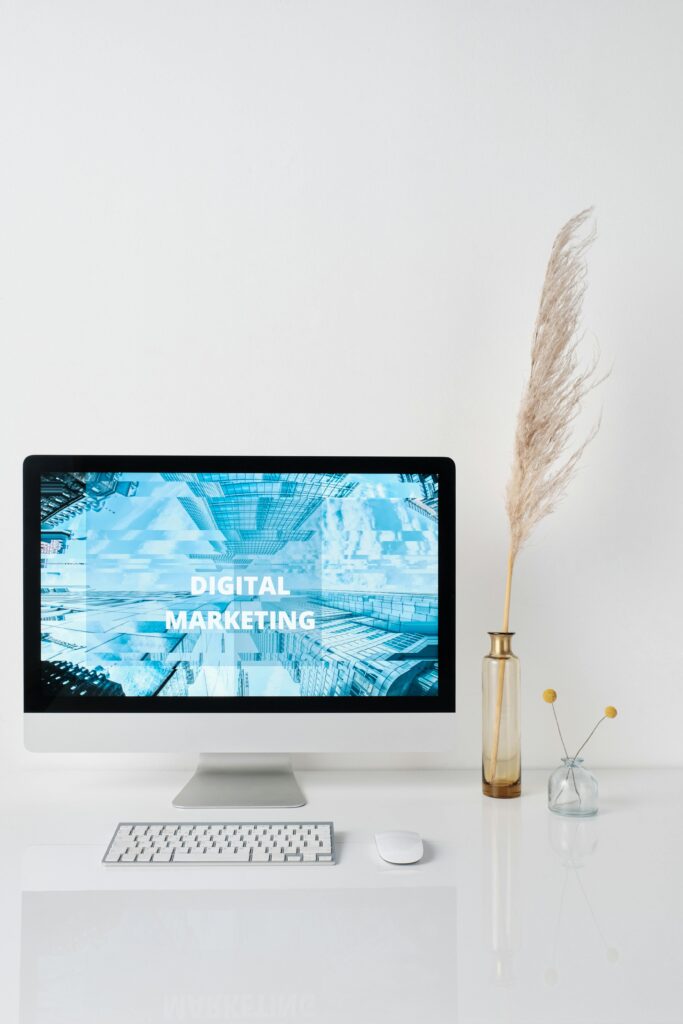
(1, 0), (682, 772)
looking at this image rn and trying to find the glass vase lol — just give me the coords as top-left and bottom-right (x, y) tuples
(482, 632), (521, 798)
(548, 757), (598, 817)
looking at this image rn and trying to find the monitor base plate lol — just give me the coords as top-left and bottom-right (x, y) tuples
(172, 753), (306, 808)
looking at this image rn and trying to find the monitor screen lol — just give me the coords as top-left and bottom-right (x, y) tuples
(25, 458), (454, 712)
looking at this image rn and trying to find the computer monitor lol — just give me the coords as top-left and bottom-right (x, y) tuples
(24, 456), (455, 807)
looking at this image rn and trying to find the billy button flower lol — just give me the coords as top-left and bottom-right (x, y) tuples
(574, 706), (618, 758)
(541, 689), (568, 756)
(541, 689), (619, 758)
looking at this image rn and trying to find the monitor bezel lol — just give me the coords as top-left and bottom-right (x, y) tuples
(24, 455), (455, 714)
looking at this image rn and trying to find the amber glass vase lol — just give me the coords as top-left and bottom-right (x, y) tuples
(482, 632), (521, 798)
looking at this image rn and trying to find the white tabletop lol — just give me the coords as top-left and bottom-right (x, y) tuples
(1, 767), (681, 1023)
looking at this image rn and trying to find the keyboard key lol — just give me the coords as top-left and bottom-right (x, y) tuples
(228, 849), (250, 862)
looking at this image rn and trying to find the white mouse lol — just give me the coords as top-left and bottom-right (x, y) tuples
(374, 830), (424, 864)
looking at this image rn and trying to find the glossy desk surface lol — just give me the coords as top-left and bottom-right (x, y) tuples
(1, 768), (681, 1023)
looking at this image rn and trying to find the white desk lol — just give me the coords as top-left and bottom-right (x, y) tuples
(1, 768), (681, 1023)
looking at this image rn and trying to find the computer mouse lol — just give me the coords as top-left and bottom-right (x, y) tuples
(374, 830), (424, 865)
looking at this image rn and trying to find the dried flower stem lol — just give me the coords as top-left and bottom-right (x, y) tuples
(552, 704), (569, 759)
(487, 209), (605, 784)
(574, 716), (606, 760)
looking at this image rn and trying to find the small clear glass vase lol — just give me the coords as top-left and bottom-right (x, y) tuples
(548, 757), (598, 817)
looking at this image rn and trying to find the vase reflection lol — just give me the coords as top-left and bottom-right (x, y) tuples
(485, 802), (521, 986)
(545, 815), (620, 986)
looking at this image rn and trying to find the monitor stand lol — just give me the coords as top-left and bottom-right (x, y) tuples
(172, 754), (306, 809)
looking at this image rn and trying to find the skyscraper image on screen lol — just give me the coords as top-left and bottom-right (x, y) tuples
(37, 472), (439, 701)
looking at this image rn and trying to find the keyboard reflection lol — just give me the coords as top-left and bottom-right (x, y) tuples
(21, 885), (457, 1023)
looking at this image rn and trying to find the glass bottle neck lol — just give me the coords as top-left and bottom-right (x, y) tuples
(488, 632), (514, 657)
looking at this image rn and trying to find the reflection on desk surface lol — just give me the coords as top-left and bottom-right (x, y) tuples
(20, 887), (458, 1024)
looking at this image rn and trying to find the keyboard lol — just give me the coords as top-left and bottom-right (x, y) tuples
(103, 821), (336, 865)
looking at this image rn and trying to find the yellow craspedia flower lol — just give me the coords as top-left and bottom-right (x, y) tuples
(542, 689), (557, 703)
(604, 706), (618, 719)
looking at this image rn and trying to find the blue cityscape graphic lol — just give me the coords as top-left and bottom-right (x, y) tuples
(39, 472), (439, 699)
